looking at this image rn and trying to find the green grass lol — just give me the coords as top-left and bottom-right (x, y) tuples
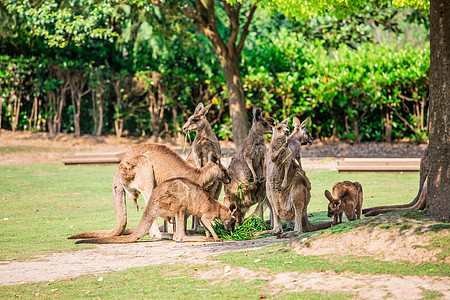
(0, 162), (447, 299)
(0, 164), (420, 261)
(0, 263), (354, 299)
(0, 163), (142, 261)
(217, 246), (450, 277)
(420, 288), (445, 299)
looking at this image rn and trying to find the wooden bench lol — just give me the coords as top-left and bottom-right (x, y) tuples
(62, 152), (125, 165)
(337, 158), (420, 172)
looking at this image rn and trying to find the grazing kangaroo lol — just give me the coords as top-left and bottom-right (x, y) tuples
(68, 143), (231, 240)
(257, 119), (331, 238)
(362, 146), (428, 216)
(325, 181), (363, 226)
(182, 103), (222, 229)
(224, 107), (276, 224)
(74, 178), (237, 244)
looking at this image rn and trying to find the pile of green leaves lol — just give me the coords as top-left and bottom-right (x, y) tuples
(212, 216), (272, 241)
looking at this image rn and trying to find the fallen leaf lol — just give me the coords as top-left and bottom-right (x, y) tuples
(285, 261), (293, 264)
(85, 291), (92, 294)
(97, 277), (103, 282)
(253, 259), (261, 263)
(34, 293), (40, 296)
(259, 294), (266, 299)
(224, 266), (231, 273)
(3, 218), (8, 221)
(51, 289), (58, 292)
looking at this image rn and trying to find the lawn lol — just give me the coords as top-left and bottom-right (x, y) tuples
(1, 163), (448, 299)
(0, 163), (419, 261)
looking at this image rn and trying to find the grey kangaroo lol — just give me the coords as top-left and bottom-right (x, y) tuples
(224, 107), (276, 225)
(257, 118), (331, 238)
(182, 103), (222, 230)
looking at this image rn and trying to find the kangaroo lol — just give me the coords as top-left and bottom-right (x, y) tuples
(224, 107), (276, 224)
(325, 181), (363, 226)
(182, 103), (222, 230)
(68, 143), (231, 240)
(257, 119), (331, 238)
(73, 178), (237, 244)
(287, 117), (314, 168)
(281, 117), (314, 189)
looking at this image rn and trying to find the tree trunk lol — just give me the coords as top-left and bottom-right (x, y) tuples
(427, 0), (450, 222)
(221, 56), (249, 147)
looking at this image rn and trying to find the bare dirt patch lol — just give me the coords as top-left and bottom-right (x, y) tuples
(291, 214), (449, 264)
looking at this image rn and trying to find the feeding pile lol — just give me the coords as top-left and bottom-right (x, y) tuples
(212, 215), (272, 240)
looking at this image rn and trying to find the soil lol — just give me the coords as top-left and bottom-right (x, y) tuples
(1, 130), (447, 299)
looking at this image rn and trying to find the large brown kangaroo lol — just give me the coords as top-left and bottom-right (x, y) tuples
(362, 146), (428, 216)
(257, 119), (331, 238)
(224, 107), (276, 224)
(73, 178), (237, 244)
(68, 143), (231, 240)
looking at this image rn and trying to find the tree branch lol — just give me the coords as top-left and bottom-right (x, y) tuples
(151, 0), (199, 21)
(236, 3), (257, 55)
(223, 1), (239, 55)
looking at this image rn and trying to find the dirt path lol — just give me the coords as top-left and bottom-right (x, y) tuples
(0, 237), (280, 286)
(1, 237), (448, 299)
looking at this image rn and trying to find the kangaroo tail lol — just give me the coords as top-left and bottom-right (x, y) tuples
(74, 201), (158, 244)
(304, 219), (333, 232)
(363, 146), (428, 215)
(68, 169), (128, 240)
(68, 228), (125, 240)
(75, 214), (157, 244)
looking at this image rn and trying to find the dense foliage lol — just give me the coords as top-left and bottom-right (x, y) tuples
(0, 1), (429, 143)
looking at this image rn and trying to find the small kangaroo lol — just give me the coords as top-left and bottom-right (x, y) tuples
(68, 143), (231, 240)
(224, 107), (276, 224)
(74, 178), (237, 244)
(182, 103), (222, 229)
(325, 181), (363, 226)
(257, 119), (331, 238)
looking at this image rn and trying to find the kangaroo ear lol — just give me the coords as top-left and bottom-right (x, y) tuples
(325, 190), (334, 202)
(223, 196), (231, 207)
(266, 117), (276, 127)
(253, 107), (262, 122)
(199, 103), (213, 116)
(292, 116), (300, 127)
(281, 118), (289, 125)
(300, 118), (308, 128)
(194, 102), (204, 114)
(336, 199), (342, 206)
